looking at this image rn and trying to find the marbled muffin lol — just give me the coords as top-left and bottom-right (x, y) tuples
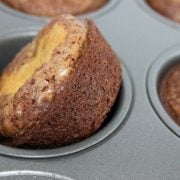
(1, 0), (107, 16)
(147, 0), (180, 23)
(159, 64), (180, 125)
(0, 14), (121, 148)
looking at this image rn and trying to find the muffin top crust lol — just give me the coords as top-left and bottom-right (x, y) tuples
(0, 15), (87, 97)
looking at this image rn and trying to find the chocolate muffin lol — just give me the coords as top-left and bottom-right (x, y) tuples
(147, 0), (180, 23)
(159, 64), (180, 125)
(0, 14), (121, 148)
(1, 0), (107, 17)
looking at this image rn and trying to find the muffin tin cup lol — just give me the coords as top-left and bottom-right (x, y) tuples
(0, 171), (74, 180)
(147, 45), (180, 137)
(0, 28), (133, 158)
(137, 0), (180, 30)
(0, 0), (120, 23)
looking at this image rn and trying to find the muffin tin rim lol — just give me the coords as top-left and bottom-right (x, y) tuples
(0, 0), (120, 23)
(0, 170), (74, 180)
(136, 0), (180, 30)
(0, 27), (133, 159)
(147, 44), (180, 138)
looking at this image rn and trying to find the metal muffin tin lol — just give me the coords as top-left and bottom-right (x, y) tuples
(0, 0), (180, 179)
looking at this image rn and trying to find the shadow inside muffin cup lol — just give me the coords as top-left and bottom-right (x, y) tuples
(0, 29), (132, 158)
(147, 45), (180, 138)
(0, 0), (119, 22)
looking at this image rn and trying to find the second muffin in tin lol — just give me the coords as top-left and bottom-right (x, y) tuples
(1, 0), (107, 17)
(147, 0), (180, 23)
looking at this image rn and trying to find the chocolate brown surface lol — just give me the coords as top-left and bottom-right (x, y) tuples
(1, 0), (107, 16)
(147, 0), (180, 23)
(0, 15), (121, 148)
(159, 64), (180, 126)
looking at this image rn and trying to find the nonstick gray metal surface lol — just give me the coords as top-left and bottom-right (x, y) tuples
(0, 171), (73, 180)
(0, 0), (180, 179)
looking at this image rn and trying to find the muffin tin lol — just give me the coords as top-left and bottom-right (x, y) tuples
(0, 0), (180, 179)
